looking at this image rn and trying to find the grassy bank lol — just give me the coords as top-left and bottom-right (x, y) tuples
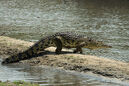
(0, 81), (39, 86)
(0, 36), (129, 81)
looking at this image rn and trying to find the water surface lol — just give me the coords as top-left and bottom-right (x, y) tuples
(0, 0), (129, 85)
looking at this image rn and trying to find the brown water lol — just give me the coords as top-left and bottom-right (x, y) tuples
(0, 0), (129, 85)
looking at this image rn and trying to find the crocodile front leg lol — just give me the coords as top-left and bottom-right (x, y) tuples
(73, 47), (83, 54)
(54, 36), (62, 54)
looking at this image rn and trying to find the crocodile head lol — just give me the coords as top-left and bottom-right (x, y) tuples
(80, 38), (112, 50)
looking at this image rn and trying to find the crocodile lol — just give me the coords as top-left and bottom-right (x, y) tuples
(2, 32), (112, 64)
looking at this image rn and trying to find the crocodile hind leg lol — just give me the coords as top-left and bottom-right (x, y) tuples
(54, 36), (62, 54)
(73, 47), (83, 54)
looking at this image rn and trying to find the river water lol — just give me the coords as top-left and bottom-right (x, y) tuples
(0, 0), (129, 85)
(0, 59), (129, 86)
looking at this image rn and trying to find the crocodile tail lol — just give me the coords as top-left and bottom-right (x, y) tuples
(2, 36), (55, 64)
(2, 49), (34, 64)
(2, 41), (42, 64)
(2, 41), (46, 64)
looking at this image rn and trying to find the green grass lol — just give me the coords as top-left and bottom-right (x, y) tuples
(0, 81), (39, 86)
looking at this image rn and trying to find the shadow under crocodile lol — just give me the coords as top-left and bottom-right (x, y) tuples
(27, 50), (76, 59)
(2, 50), (78, 64)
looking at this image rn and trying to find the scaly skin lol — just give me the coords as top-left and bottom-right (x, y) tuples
(2, 32), (112, 64)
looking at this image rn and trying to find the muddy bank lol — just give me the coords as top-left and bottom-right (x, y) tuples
(0, 36), (129, 81)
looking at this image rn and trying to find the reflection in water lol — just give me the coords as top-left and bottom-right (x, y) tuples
(0, 60), (127, 86)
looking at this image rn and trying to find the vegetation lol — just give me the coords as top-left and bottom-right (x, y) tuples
(0, 81), (39, 86)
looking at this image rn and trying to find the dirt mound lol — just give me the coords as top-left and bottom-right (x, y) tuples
(0, 36), (129, 81)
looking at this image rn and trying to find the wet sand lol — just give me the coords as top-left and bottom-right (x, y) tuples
(0, 36), (129, 81)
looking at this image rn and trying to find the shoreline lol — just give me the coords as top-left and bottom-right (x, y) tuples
(0, 36), (129, 81)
